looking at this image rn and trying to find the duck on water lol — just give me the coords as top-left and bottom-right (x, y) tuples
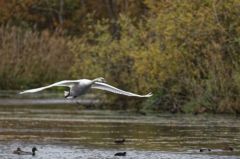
(114, 152), (127, 156)
(13, 147), (37, 156)
(19, 77), (152, 98)
(114, 138), (125, 144)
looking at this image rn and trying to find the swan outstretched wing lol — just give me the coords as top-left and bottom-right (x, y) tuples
(92, 82), (152, 97)
(19, 80), (79, 94)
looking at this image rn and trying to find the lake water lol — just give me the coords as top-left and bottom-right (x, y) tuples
(0, 103), (239, 159)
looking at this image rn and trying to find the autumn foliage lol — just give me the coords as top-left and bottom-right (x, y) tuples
(0, 0), (240, 113)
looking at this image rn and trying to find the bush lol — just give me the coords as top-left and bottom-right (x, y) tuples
(69, 1), (240, 113)
(0, 26), (73, 89)
(1, 0), (240, 113)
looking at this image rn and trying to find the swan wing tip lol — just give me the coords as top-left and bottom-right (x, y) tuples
(19, 90), (32, 94)
(144, 92), (153, 97)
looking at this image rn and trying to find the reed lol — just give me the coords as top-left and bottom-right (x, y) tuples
(0, 26), (73, 89)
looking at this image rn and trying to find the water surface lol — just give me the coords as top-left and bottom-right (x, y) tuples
(0, 104), (239, 159)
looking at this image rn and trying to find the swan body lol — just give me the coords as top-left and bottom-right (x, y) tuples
(20, 77), (152, 98)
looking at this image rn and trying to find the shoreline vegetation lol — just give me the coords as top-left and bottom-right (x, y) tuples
(0, 1), (239, 114)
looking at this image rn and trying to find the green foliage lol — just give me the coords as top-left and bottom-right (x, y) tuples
(68, 0), (240, 113)
(0, 0), (240, 113)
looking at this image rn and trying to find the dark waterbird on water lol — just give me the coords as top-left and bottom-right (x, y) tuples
(20, 77), (152, 98)
(13, 147), (37, 156)
(199, 148), (211, 152)
(114, 138), (125, 144)
(13, 147), (21, 154)
(114, 152), (126, 156)
(223, 146), (234, 151)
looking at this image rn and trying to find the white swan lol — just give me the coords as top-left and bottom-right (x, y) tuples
(19, 77), (152, 98)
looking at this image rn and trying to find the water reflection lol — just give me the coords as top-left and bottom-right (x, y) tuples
(0, 105), (239, 158)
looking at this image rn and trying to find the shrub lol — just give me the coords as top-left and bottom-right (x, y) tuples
(0, 26), (73, 89)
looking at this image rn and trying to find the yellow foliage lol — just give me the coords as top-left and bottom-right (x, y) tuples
(68, 0), (240, 112)
(1, 0), (240, 112)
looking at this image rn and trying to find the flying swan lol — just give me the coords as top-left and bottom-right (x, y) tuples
(19, 77), (152, 98)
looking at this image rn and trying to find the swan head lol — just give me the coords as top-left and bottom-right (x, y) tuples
(93, 77), (106, 83)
